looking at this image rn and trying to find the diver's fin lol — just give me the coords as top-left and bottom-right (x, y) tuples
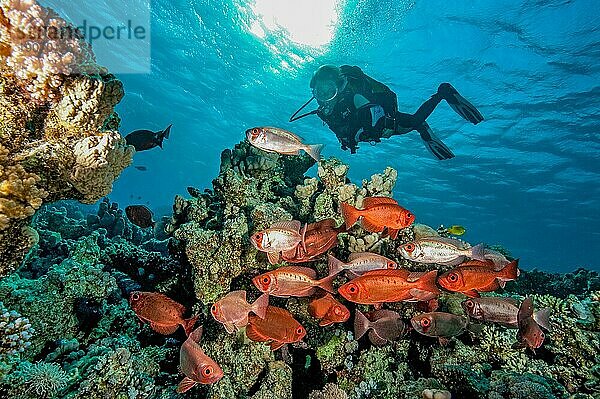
(418, 123), (455, 160)
(438, 83), (484, 125)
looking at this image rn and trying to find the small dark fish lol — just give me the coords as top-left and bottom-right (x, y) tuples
(135, 166), (148, 171)
(411, 312), (469, 345)
(125, 205), (156, 229)
(354, 309), (405, 346)
(125, 124), (172, 151)
(462, 297), (551, 330)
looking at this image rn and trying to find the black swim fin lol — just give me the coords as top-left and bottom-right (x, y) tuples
(438, 83), (484, 125)
(418, 123), (455, 160)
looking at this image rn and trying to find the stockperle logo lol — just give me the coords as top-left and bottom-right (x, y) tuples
(40, 0), (151, 73)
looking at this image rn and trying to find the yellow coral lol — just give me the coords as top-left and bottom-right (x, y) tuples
(0, 144), (47, 230)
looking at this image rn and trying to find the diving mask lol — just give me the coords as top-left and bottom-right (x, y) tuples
(313, 80), (338, 103)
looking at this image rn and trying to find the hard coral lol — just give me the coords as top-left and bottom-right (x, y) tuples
(0, 144), (47, 230)
(0, 0), (98, 104)
(69, 131), (134, 204)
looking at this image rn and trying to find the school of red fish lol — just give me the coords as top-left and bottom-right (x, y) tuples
(127, 129), (551, 391)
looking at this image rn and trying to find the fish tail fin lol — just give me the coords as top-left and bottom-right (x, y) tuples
(306, 143), (324, 161)
(157, 124), (172, 148)
(533, 308), (552, 332)
(316, 273), (337, 294)
(183, 315), (199, 337)
(500, 258), (520, 281)
(327, 254), (346, 276)
(470, 243), (486, 261)
(340, 202), (360, 229)
(251, 293), (270, 319)
(354, 310), (370, 340)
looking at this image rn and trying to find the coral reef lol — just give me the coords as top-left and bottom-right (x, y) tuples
(5, 361), (68, 399)
(0, 0), (133, 277)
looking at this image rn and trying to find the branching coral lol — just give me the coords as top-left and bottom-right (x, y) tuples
(0, 302), (33, 362)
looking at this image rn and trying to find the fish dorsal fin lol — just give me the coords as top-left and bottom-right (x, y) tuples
(459, 259), (496, 268)
(277, 266), (317, 279)
(245, 323), (267, 342)
(313, 218), (336, 230)
(228, 290), (247, 303)
(503, 297), (520, 307)
(361, 269), (410, 278)
(422, 236), (468, 248)
(189, 326), (203, 343)
(150, 322), (179, 335)
(362, 196), (398, 208)
(406, 271), (427, 282)
(348, 252), (370, 261)
(152, 293), (186, 315)
(271, 220), (301, 233)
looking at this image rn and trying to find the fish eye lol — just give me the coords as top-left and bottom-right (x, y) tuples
(203, 366), (213, 376)
(465, 300), (474, 308)
(210, 305), (217, 314)
(254, 233), (262, 240)
(448, 273), (458, 282)
(131, 292), (140, 301)
(347, 284), (358, 294)
(296, 326), (304, 335)
(387, 261), (395, 269)
(333, 306), (342, 316)
(421, 318), (430, 327)
(406, 212), (413, 219)
(405, 243), (415, 252)
(262, 275), (271, 284)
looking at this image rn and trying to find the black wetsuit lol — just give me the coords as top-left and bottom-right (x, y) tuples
(316, 65), (444, 153)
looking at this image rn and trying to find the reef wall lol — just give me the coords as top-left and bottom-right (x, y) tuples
(0, 0), (134, 278)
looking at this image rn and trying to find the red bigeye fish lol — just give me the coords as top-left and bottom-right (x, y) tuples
(462, 297), (551, 330)
(399, 237), (486, 266)
(437, 259), (520, 297)
(129, 291), (198, 336)
(514, 297), (546, 353)
(252, 266), (336, 297)
(354, 309), (405, 346)
(340, 197), (415, 240)
(210, 291), (269, 333)
(177, 326), (223, 393)
(250, 220), (307, 264)
(338, 269), (440, 305)
(308, 293), (350, 327)
(282, 219), (345, 263)
(410, 312), (469, 345)
(328, 252), (397, 277)
(245, 126), (324, 161)
(246, 306), (306, 351)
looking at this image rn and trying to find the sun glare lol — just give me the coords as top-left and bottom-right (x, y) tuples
(249, 0), (339, 47)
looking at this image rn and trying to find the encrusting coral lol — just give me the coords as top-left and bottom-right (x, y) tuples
(0, 0), (133, 277)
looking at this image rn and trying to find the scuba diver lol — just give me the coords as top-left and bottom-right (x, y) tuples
(289, 65), (484, 160)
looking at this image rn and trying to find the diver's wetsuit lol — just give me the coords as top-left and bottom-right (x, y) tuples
(316, 65), (445, 155)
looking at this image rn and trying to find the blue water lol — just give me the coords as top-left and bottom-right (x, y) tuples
(92, 0), (598, 273)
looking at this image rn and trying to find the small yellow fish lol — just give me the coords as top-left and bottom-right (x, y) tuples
(447, 225), (466, 236)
